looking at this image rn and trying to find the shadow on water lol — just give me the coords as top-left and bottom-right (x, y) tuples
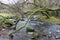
(10, 18), (60, 40)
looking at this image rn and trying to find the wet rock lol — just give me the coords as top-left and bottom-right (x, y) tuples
(14, 19), (60, 40)
(26, 27), (35, 32)
(47, 35), (52, 38)
(42, 34), (47, 37)
(55, 36), (60, 39)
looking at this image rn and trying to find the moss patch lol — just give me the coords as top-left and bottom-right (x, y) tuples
(0, 13), (15, 18)
(38, 15), (60, 24)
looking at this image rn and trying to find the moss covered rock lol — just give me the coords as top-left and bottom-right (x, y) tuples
(38, 15), (60, 24)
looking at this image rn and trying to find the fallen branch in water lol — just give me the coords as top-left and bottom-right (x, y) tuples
(9, 8), (55, 36)
(9, 9), (37, 36)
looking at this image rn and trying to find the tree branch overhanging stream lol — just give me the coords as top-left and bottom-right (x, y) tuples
(9, 8), (60, 36)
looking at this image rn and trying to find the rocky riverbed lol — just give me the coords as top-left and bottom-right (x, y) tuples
(12, 20), (60, 40)
(0, 20), (60, 40)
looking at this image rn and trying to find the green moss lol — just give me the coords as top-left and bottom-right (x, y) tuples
(38, 15), (60, 24)
(32, 32), (39, 39)
(0, 13), (16, 29)
(45, 17), (60, 24)
(38, 15), (47, 21)
(0, 13), (15, 18)
(26, 27), (34, 32)
(5, 19), (14, 24)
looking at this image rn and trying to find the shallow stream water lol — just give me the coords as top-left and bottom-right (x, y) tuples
(12, 20), (60, 40)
